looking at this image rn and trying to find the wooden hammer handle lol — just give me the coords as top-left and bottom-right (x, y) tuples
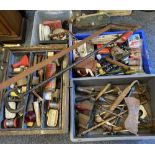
(105, 57), (130, 70)
(104, 80), (139, 119)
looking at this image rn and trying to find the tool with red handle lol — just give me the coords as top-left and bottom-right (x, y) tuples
(12, 55), (29, 69)
(121, 31), (133, 42)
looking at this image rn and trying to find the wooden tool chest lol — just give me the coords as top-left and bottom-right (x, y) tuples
(0, 50), (69, 135)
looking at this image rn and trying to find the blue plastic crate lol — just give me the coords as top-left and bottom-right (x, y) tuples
(70, 30), (153, 79)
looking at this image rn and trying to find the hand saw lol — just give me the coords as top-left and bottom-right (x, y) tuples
(0, 23), (139, 91)
(2, 24), (140, 113)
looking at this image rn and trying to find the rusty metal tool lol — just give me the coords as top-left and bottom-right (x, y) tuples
(47, 109), (59, 127)
(104, 57), (130, 70)
(79, 110), (127, 136)
(104, 80), (139, 119)
(33, 101), (41, 127)
(12, 55), (29, 69)
(0, 24), (139, 91)
(17, 78), (27, 87)
(48, 101), (60, 110)
(99, 106), (124, 119)
(44, 63), (56, 92)
(124, 97), (140, 135)
(3, 24), (139, 113)
(78, 113), (91, 129)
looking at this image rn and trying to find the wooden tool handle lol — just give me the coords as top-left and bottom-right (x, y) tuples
(95, 83), (111, 101)
(80, 110), (127, 136)
(33, 101), (41, 127)
(105, 57), (130, 70)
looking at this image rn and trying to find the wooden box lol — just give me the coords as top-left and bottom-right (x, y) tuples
(0, 50), (69, 135)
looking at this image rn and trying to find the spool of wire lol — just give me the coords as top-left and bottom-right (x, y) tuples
(24, 111), (36, 123)
(3, 118), (19, 128)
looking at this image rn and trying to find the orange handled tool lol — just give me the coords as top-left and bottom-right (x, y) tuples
(121, 31), (133, 42)
(12, 55), (29, 68)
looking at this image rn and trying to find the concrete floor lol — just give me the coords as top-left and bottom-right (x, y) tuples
(0, 10), (155, 143)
